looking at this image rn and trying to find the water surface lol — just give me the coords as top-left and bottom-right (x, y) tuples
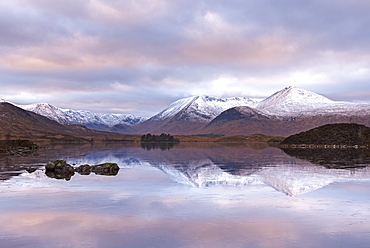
(0, 143), (369, 248)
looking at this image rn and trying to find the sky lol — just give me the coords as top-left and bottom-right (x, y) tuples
(1, 0), (370, 117)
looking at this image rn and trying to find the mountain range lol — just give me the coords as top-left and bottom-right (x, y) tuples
(9, 86), (370, 136)
(0, 102), (134, 142)
(15, 102), (146, 131)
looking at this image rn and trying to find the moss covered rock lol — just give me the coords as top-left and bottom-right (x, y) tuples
(46, 161), (120, 179)
(91, 163), (120, 176)
(45, 160), (75, 180)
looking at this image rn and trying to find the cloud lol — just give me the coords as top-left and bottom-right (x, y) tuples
(0, 0), (370, 116)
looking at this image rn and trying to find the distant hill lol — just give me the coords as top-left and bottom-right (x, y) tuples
(0, 102), (134, 142)
(280, 123), (370, 146)
(15, 102), (146, 131)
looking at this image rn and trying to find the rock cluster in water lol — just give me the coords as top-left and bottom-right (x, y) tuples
(45, 160), (120, 180)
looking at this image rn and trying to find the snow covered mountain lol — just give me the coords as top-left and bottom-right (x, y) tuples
(151, 95), (261, 122)
(198, 86), (370, 136)
(256, 86), (370, 116)
(107, 86), (370, 135)
(256, 86), (334, 115)
(149, 86), (370, 124)
(121, 95), (263, 134)
(16, 102), (146, 130)
(10, 86), (370, 135)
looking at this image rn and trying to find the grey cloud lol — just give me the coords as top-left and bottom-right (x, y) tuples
(1, 0), (370, 116)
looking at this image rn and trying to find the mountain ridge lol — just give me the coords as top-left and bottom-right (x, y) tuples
(0, 102), (135, 142)
(149, 95), (261, 122)
(8, 86), (370, 136)
(14, 102), (147, 131)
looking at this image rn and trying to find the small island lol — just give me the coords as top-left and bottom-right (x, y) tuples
(140, 133), (180, 143)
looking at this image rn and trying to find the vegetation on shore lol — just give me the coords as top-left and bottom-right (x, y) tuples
(280, 123), (370, 147)
(0, 139), (39, 155)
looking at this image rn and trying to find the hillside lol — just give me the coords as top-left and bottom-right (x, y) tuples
(202, 107), (370, 136)
(0, 102), (135, 142)
(280, 123), (370, 146)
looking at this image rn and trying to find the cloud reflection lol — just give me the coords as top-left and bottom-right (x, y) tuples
(1, 204), (369, 248)
(1, 144), (370, 247)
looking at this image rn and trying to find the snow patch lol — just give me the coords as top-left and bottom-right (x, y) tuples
(150, 95), (262, 122)
(15, 103), (147, 127)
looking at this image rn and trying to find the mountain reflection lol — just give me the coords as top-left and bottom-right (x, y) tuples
(113, 144), (370, 196)
(1, 143), (370, 196)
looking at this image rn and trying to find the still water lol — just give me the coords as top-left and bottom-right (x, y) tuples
(0, 143), (370, 248)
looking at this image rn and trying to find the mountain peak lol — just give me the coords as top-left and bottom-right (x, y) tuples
(150, 95), (261, 122)
(270, 86), (331, 102)
(256, 86), (333, 115)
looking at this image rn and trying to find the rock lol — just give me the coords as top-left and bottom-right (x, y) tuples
(74, 164), (91, 175)
(46, 160), (120, 179)
(45, 160), (75, 180)
(91, 163), (120, 176)
(75, 163), (120, 176)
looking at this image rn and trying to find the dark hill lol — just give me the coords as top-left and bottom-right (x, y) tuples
(281, 123), (370, 146)
(198, 106), (277, 136)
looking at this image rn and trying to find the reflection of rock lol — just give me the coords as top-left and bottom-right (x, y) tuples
(281, 148), (370, 169)
(45, 160), (75, 181)
(26, 167), (37, 173)
(45, 160), (120, 180)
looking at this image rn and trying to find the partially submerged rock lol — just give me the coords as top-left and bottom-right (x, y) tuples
(45, 160), (75, 181)
(74, 164), (91, 175)
(91, 163), (120, 176)
(45, 160), (120, 180)
(75, 163), (119, 176)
